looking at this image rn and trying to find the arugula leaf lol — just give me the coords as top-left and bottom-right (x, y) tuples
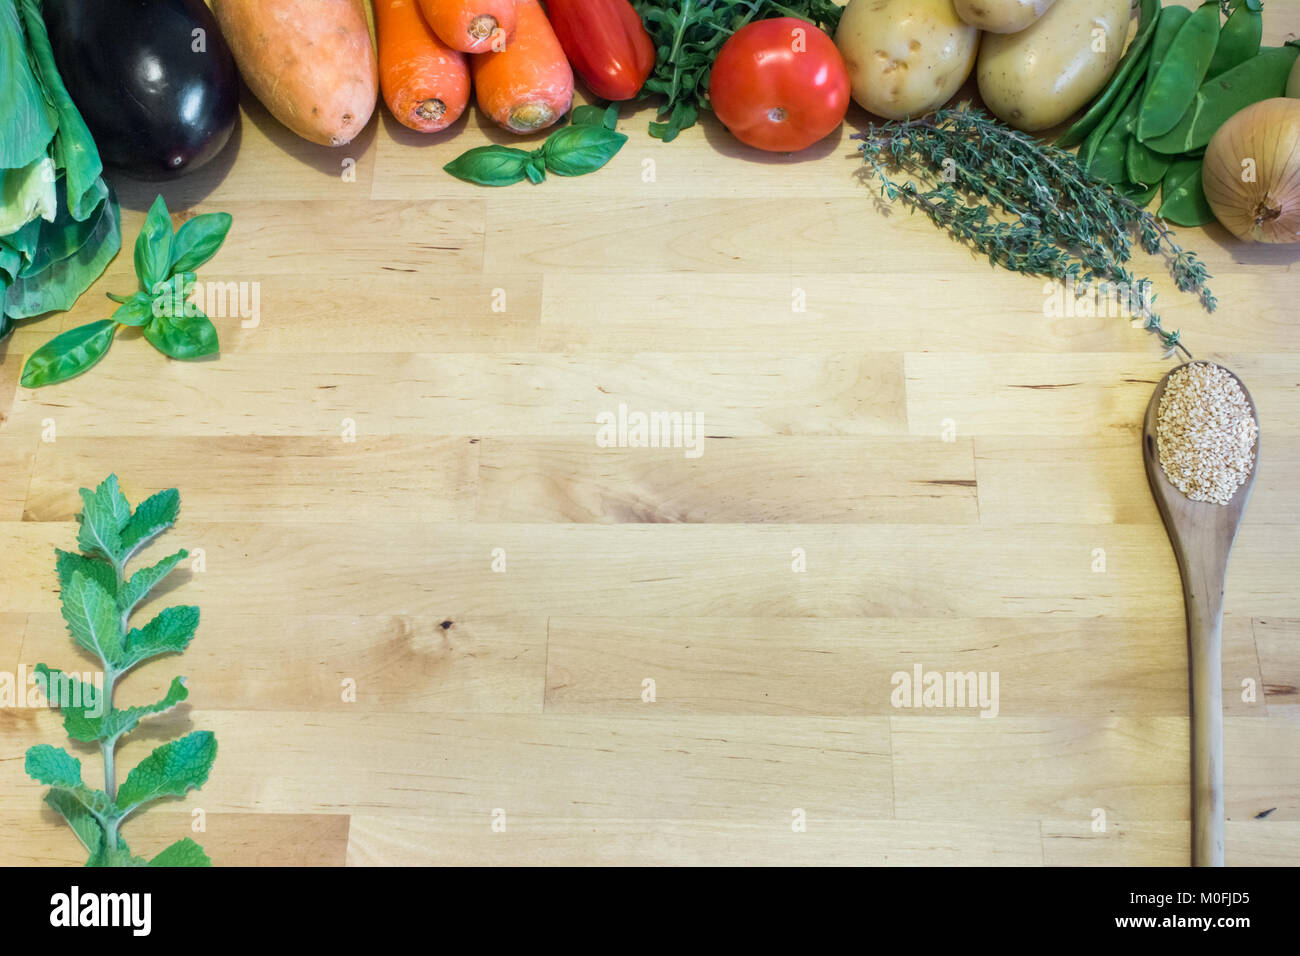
(19, 318), (116, 388)
(61, 570), (124, 666)
(142, 310), (219, 360)
(56, 548), (117, 597)
(444, 145), (532, 187)
(121, 605), (199, 672)
(570, 104), (619, 130)
(25, 744), (85, 789)
(118, 549), (188, 616)
(170, 212), (232, 275)
(148, 837), (211, 867)
(120, 487), (180, 556)
(116, 730), (217, 816)
(134, 194), (173, 292)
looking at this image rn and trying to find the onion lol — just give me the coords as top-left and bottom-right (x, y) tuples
(1203, 98), (1300, 243)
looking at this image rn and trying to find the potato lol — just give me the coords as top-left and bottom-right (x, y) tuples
(977, 0), (1130, 131)
(954, 0), (1056, 34)
(212, 0), (377, 147)
(834, 0), (980, 121)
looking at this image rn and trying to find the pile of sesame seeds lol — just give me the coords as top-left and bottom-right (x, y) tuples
(1156, 362), (1258, 506)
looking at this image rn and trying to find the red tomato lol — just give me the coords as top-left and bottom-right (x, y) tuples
(708, 17), (851, 153)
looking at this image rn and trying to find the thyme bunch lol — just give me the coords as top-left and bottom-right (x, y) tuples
(854, 107), (1217, 357)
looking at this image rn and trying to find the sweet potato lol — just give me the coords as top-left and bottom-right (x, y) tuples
(212, 0), (378, 146)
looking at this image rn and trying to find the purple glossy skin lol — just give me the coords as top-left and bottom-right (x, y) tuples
(43, 0), (240, 179)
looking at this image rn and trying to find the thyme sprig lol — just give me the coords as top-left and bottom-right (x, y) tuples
(854, 107), (1217, 357)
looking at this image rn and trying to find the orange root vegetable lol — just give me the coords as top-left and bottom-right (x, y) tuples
(470, 0), (573, 134)
(418, 0), (517, 54)
(212, 0), (377, 147)
(376, 0), (470, 132)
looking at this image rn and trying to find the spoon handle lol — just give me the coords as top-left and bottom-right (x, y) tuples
(1182, 552), (1227, 867)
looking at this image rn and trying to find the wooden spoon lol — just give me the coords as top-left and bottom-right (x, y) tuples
(1142, 361), (1259, 867)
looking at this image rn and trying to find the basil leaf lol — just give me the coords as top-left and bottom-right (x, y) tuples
(134, 194), (173, 292)
(525, 152), (547, 184)
(170, 212), (232, 275)
(542, 125), (628, 177)
(443, 146), (531, 186)
(111, 291), (153, 327)
(143, 310), (219, 360)
(20, 319), (116, 388)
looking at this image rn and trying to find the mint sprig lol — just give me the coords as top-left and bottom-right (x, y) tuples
(26, 474), (216, 867)
(444, 104), (626, 187)
(21, 195), (232, 388)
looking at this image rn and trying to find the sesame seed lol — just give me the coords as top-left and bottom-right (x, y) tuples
(1156, 362), (1258, 506)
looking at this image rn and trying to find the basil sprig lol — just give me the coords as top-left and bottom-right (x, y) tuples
(22, 195), (232, 388)
(444, 104), (626, 187)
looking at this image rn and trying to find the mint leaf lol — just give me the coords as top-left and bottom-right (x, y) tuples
(119, 549), (188, 616)
(90, 845), (146, 867)
(20, 319), (116, 388)
(120, 488), (179, 556)
(143, 310), (219, 360)
(76, 474), (130, 561)
(542, 125), (628, 177)
(45, 789), (115, 857)
(34, 664), (106, 743)
(170, 212), (232, 275)
(116, 730), (217, 815)
(97, 676), (190, 743)
(61, 570), (124, 666)
(56, 549), (117, 598)
(25, 744), (85, 789)
(134, 194), (173, 292)
(444, 145), (531, 186)
(149, 837), (211, 867)
(122, 605), (199, 672)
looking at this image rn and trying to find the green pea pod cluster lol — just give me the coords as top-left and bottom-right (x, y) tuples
(1071, 0), (1291, 229)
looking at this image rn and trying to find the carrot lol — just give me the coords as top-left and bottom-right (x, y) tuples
(470, 0), (573, 134)
(376, 0), (470, 132)
(418, 0), (517, 54)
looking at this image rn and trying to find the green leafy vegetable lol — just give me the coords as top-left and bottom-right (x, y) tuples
(445, 109), (629, 187)
(25, 475), (216, 867)
(631, 0), (844, 141)
(20, 194), (233, 387)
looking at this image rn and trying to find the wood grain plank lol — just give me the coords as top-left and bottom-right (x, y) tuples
(544, 616), (1264, 718)
(906, 353), (1300, 438)
(0, 434), (36, 521)
(0, 711), (893, 821)
(0, 811), (349, 867)
(346, 815), (1040, 866)
(476, 437), (977, 523)
(23, 436), (479, 523)
(1041, 819), (1300, 867)
(18, 613), (546, 714)
(1254, 618), (1300, 717)
(3, 352), (906, 438)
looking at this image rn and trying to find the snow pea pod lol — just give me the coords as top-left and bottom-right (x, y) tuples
(1145, 4), (1192, 81)
(1091, 84), (1144, 186)
(1080, 49), (1151, 177)
(1137, 1), (1221, 142)
(1144, 44), (1300, 155)
(1207, 0), (1263, 80)
(1159, 157), (1214, 227)
(1126, 134), (1170, 187)
(1057, 0), (1162, 148)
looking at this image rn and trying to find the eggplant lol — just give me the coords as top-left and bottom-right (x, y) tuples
(42, 0), (239, 179)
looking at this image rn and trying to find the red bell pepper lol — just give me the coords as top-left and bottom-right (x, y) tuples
(545, 0), (655, 102)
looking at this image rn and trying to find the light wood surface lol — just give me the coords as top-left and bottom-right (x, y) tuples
(1142, 364), (1260, 866)
(1, 2), (1298, 867)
